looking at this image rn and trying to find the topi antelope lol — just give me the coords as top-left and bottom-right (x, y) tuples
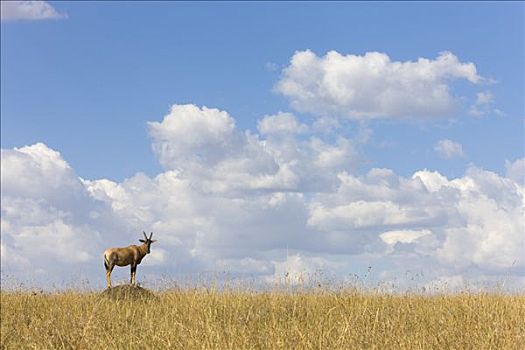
(103, 231), (157, 288)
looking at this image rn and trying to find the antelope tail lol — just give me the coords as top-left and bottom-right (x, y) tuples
(104, 253), (109, 270)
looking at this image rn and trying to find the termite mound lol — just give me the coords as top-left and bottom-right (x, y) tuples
(100, 284), (157, 301)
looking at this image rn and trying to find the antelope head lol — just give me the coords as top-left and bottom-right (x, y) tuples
(139, 231), (156, 254)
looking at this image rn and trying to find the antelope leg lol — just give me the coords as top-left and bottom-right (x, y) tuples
(106, 270), (112, 289)
(130, 265), (137, 286)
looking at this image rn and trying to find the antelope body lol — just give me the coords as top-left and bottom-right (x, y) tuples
(104, 231), (156, 288)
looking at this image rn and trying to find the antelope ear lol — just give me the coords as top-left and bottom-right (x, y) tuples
(139, 239), (146, 243)
(150, 240), (157, 243)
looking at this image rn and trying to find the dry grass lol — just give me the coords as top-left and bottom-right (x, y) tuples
(1, 286), (524, 349)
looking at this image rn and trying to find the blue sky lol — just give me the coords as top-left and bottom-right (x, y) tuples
(1, 2), (524, 290)
(2, 2), (523, 181)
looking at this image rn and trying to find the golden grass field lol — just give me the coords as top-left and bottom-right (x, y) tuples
(1, 285), (524, 349)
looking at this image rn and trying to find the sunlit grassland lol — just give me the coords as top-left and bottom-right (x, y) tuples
(1, 287), (524, 349)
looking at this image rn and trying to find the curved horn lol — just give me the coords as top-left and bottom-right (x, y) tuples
(143, 231), (148, 240)
(149, 232), (153, 240)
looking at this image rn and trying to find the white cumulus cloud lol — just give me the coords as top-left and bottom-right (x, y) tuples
(1, 144), (109, 283)
(435, 139), (465, 159)
(380, 229), (433, 245)
(276, 50), (482, 119)
(469, 90), (502, 117)
(505, 158), (524, 185)
(147, 104), (360, 194)
(148, 104), (237, 168)
(1, 1), (66, 21)
(1, 106), (523, 291)
(257, 112), (308, 135)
